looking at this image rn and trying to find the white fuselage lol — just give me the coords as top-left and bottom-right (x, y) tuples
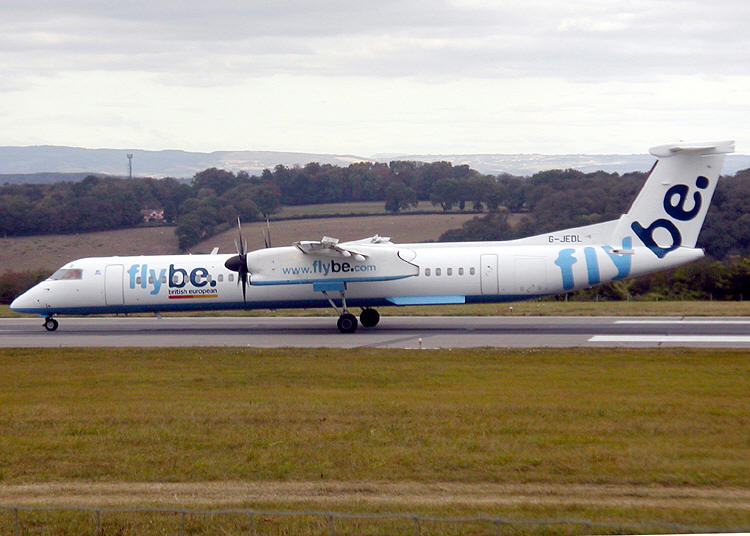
(10, 139), (732, 320)
(10, 240), (703, 316)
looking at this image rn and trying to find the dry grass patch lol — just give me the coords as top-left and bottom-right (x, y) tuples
(0, 212), (476, 273)
(193, 213), (475, 253)
(0, 227), (178, 273)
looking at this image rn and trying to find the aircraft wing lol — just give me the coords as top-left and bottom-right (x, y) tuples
(293, 235), (392, 260)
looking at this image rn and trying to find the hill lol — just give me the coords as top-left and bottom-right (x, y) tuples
(4, 145), (750, 179)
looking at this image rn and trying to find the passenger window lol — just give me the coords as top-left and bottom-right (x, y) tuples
(447, 268), (452, 276)
(459, 267), (464, 276)
(470, 267), (476, 275)
(229, 274), (234, 282)
(161, 276), (167, 284)
(136, 276), (141, 285)
(218, 274), (223, 282)
(435, 268), (441, 276)
(148, 276), (153, 284)
(424, 268), (431, 276)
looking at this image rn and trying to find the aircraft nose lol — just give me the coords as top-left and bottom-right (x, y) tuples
(10, 289), (38, 312)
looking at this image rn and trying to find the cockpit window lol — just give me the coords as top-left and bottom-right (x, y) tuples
(49, 268), (83, 281)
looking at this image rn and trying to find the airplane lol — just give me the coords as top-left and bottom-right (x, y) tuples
(10, 140), (734, 333)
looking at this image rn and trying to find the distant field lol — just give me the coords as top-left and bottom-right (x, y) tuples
(0, 347), (747, 535)
(0, 226), (179, 274)
(0, 211), (475, 273)
(275, 200), (434, 218)
(192, 212), (476, 254)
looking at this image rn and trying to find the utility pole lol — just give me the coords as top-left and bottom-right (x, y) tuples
(127, 153), (133, 179)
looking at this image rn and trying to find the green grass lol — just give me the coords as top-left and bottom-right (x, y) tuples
(0, 346), (748, 533)
(1, 299), (749, 318)
(0, 347), (747, 485)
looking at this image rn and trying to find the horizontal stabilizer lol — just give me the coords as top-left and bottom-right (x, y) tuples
(649, 140), (735, 157)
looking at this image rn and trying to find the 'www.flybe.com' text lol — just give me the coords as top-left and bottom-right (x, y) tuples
(282, 260), (376, 276)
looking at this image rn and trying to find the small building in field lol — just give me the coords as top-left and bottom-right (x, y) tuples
(141, 208), (165, 223)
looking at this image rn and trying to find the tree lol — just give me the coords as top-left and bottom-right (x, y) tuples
(221, 186), (259, 223)
(384, 183), (418, 213)
(249, 184), (281, 217)
(175, 213), (203, 251)
(192, 168), (238, 196)
(429, 178), (461, 211)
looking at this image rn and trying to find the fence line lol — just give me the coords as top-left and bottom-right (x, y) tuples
(1, 504), (747, 535)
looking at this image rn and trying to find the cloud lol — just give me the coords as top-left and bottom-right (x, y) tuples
(0, 0), (748, 153)
(2, 0), (749, 85)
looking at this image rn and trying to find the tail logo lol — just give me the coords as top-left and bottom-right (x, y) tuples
(631, 176), (709, 258)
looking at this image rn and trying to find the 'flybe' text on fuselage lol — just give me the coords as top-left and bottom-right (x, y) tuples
(554, 238), (632, 290)
(127, 264), (215, 295)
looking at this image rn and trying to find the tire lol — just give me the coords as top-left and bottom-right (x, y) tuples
(337, 313), (358, 333)
(44, 318), (59, 332)
(359, 308), (380, 328)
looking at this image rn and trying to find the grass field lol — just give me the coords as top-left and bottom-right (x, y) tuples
(0, 347), (747, 534)
(274, 200), (461, 218)
(0, 211), (476, 273)
(193, 212), (476, 254)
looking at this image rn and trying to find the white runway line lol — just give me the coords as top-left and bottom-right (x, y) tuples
(615, 320), (750, 324)
(590, 335), (750, 343)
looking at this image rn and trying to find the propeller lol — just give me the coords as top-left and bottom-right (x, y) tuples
(262, 217), (272, 248)
(224, 218), (250, 302)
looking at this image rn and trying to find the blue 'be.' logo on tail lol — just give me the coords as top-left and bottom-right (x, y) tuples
(631, 176), (709, 258)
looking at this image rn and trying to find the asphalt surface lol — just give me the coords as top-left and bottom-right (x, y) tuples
(2, 316), (749, 348)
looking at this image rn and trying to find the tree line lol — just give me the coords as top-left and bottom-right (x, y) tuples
(439, 168), (750, 260)
(1, 161), (748, 303)
(1, 161), (748, 258)
(0, 175), (191, 236)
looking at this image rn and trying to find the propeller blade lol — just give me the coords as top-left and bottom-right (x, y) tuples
(264, 218), (272, 248)
(224, 217), (251, 304)
(237, 217), (246, 256)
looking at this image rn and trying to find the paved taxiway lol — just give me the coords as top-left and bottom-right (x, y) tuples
(1, 316), (749, 348)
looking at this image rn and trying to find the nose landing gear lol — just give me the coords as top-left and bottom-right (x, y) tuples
(43, 316), (59, 331)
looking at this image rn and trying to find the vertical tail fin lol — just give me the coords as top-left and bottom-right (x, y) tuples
(612, 140), (734, 257)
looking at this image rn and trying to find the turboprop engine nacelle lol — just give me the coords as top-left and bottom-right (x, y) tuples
(245, 245), (419, 286)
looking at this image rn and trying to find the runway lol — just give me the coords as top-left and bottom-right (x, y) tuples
(2, 315), (749, 348)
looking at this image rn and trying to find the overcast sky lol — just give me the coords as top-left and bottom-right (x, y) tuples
(1, 0), (748, 155)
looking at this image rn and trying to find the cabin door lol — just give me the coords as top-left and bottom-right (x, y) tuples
(480, 254), (499, 295)
(105, 264), (124, 306)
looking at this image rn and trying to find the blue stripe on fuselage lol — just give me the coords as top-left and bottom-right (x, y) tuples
(11, 293), (548, 316)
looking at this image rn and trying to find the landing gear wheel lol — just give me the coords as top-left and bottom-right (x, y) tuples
(44, 317), (58, 332)
(337, 313), (358, 333)
(360, 308), (380, 328)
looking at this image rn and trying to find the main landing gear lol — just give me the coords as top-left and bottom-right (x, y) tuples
(359, 307), (380, 328)
(336, 312), (358, 333)
(318, 284), (380, 333)
(43, 316), (58, 332)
